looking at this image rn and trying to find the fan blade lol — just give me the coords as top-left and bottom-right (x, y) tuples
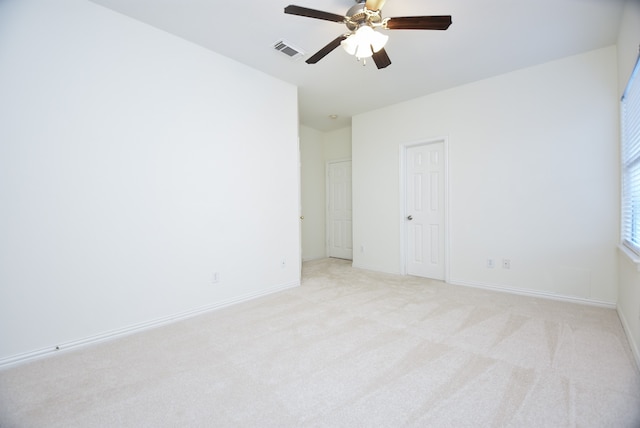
(306, 35), (348, 64)
(385, 16), (452, 30)
(365, 0), (386, 12)
(284, 5), (345, 23)
(372, 47), (391, 69)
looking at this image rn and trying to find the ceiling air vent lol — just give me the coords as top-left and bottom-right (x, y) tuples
(273, 40), (305, 60)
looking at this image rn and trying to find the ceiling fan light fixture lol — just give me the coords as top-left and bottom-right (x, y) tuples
(284, 2), (452, 68)
(341, 25), (388, 59)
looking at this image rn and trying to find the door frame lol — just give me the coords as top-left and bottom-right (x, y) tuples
(399, 137), (450, 280)
(326, 158), (353, 259)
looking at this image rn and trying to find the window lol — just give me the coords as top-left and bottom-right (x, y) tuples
(621, 51), (640, 255)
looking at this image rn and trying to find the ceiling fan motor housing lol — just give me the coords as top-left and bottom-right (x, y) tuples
(345, 3), (381, 31)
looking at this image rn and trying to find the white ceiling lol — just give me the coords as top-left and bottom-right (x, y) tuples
(89, 0), (625, 132)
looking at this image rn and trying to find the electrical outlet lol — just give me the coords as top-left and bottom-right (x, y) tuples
(502, 259), (511, 269)
(487, 259), (495, 268)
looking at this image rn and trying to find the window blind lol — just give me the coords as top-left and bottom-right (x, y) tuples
(622, 51), (640, 255)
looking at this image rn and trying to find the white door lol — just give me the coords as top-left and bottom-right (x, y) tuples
(327, 161), (353, 260)
(405, 143), (445, 280)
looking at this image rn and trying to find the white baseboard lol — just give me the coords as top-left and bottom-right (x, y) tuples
(0, 280), (300, 369)
(448, 278), (617, 309)
(617, 305), (640, 371)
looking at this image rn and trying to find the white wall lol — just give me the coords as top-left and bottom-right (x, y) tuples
(299, 125), (352, 261)
(323, 127), (352, 161)
(617, 0), (640, 368)
(0, 0), (300, 364)
(300, 125), (326, 261)
(353, 47), (619, 304)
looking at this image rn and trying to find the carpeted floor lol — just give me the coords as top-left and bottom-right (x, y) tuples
(1, 258), (639, 427)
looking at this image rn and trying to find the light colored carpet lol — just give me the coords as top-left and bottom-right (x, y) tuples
(1, 258), (639, 427)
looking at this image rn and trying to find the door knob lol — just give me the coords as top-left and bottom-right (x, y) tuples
(300, 216), (304, 220)
(407, 215), (413, 221)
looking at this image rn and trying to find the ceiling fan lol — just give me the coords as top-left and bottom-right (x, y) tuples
(284, 0), (452, 69)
